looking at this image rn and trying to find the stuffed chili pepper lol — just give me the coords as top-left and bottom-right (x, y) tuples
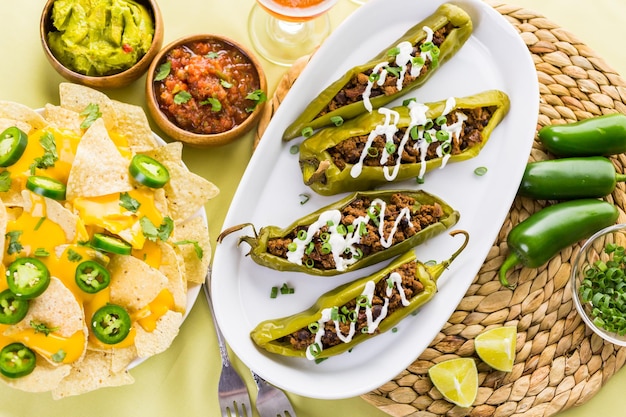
(299, 90), (510, 196)
(250, 230), (469, 359)
(218, 190), (459, 276)
(282, 3), (473, 140)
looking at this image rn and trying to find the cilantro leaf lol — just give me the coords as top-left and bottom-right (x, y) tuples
(79, 103), (102, 129)
(0, 170), (11, 192)
(200, 97), (221, 112)
(245, 89), (267, 113)
(174, 91), (192, 105)
(30, 132), (58, 173)
(140, 216), (174, 242)
(119, 192), (141, 212)
(34, 248), (50, 257)
(30, 321), (59, 336)
(154, 62), (171, 81)
(6, 230), (23, 255)
(174, 240), (204, 259)
(67, 248), (83, 262)
(52, 349), (66, 363)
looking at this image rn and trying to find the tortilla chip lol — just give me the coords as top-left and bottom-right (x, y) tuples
(5, 278), (86, 339)
(173, 216), (211, 285)
(22, 190), (80, 242)
(2, 358), (71, 393)
(0, 118), (33, 135)
(43, 104), (83, 135)
(65, 118), (133, 200)
(51, 350), (134, 399)
(163, 163), (219, 223)
(109, 255), (168, 311)
(0, 101), (47, 130)
(158, 241), (187, 311)
(59, 83), (117, 132)
(143, 141), (184, 166)
(134, 310), (183, 358)
(112, 100), (159, 149)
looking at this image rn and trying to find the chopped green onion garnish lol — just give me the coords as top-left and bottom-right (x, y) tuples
(367, 147), (379, 158)
(435, 115), (447, 126)
(387, 47), (400, 57)
(330, 116), (344, 126)
(290, 145), (299, 154)
(297, 230), (307, 240)
(270, 287), (278, 298)
(385, 142), (397, 154)
(321, 242), (332, 255)
(474, 166), (488, 176)
(436, 130), (449, 141)
(305, 259), (315, 268)
(287, 242), (297, 252)
(299, 193), (310, 205)
(308, 322), (319, 333)
(301, 127), (314, 138)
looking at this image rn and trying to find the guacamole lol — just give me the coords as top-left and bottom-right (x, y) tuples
(48, 0), (154, 76)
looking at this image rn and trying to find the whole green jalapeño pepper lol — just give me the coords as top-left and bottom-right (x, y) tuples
(538, 113), (626, 157)
(299, 90), (510, 196)
(282, 3), (473, 140)
(250, 230), (469, 359)
(519, 156), (626, 200)
(499, 199), (619, 288)
(217, 190), (460, 276)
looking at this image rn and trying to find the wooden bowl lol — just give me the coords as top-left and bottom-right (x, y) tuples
(145, 34), (267, 147)
(40, 0), (164, 89)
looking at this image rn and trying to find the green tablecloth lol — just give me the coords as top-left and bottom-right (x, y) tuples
(0, 1), (625, 416)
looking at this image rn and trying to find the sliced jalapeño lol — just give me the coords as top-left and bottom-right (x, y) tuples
(25, 175), (67, 200)
(0, 343), (36, 378)
(0, 289), (29, 324)
(6, 257), (50, 299)
(75, 260), (110, 294)
(129, 154), (170, 188)
(92, 233), (132, 256)
(91, 304), (132, 344)
(0, 126), (28, 167)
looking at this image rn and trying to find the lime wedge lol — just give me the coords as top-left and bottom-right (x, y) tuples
(474, 326), (517, 372)
(428, 357), (478, 407)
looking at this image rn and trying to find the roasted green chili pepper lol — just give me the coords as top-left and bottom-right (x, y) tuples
(519, 157), (626, 200)
(538, 113), (626, 156)
(218, 190), (460, 276)
(250, 230), (469, 359)
(282, 3), (473, 140)
(499, 199), (619, 288)
(298, 90), (510, 196)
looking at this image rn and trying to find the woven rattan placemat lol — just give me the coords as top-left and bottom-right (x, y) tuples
(255, 2), (626, 416)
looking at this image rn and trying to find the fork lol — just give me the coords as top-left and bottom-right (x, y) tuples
(252, 370), (297, 417)
(203, 269), (252, 417)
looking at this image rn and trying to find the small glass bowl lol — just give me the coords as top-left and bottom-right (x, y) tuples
(571, 223), (626, 346)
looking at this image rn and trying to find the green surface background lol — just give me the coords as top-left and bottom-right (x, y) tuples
(0, 1), (625, 416)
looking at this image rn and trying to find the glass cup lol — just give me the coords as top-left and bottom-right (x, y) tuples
(248, 0), (339, 66)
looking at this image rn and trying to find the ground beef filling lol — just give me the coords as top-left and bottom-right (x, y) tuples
(280, 261), (424, 351)
(329, 106), (496, 171)
(266, 193), (444, 271)
(316, 24), (453, 118)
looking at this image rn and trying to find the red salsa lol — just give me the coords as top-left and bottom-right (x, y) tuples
(153, 39), (264, 135)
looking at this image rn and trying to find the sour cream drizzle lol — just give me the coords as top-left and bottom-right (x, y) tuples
(362, 26), (434, 112)
(286, 199), (414, 272)
(305, 272), (411, 360)
(350, 96), (469, 182)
